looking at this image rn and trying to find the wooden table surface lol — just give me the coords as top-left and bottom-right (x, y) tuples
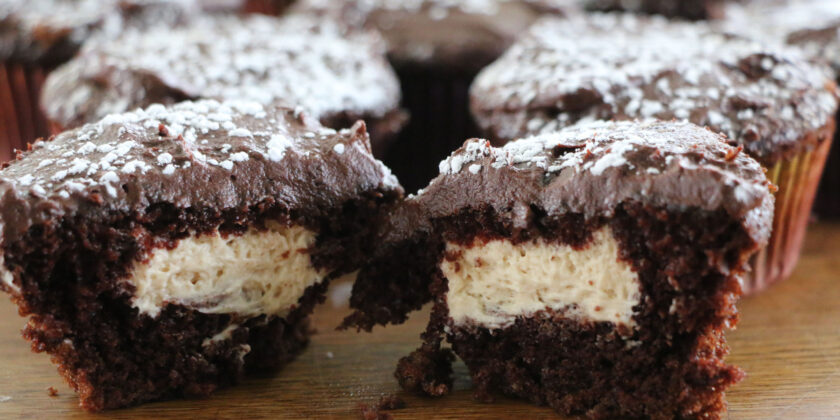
(0, 224), (838, 419)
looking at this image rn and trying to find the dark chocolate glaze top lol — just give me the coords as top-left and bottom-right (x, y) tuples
(722, 0), (840, 77)
(0, 0), (198, 65)
(470, 14), (839, 165)
(41, 15), (402, 131)
(0, 100), (401, 245)
(290, 0), (575, 72)
(397, 120), (773, 246)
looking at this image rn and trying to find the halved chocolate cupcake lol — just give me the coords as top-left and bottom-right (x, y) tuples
(41, 14), (406, 158)
(470, 13), (839, 293)
(291, 0), (573, 190)
(345, 120), (773, 419)
(0, 0), (198, 163)
(0, 100), (402, 410)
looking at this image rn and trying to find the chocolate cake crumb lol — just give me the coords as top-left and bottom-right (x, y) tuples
(47, 387), (58, 397)
(358, 394), (407, 420)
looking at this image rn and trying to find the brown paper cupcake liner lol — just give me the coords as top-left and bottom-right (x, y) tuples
(0, 63), (52, 163)
(744, 137), (833, 295)
(381, 68), (481, 192)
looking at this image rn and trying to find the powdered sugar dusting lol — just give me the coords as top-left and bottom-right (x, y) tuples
(0, 100), (361, 200)
(43, 14), (401, 129)
(722, 0), (840, 73)
(472, 13), (839, 159)
(435, 120), (769, 206)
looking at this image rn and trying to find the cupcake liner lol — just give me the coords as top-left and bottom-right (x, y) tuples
(744, 136), (833, 295)
(0, 63), (52, 162)
(382, 68), (481, 192)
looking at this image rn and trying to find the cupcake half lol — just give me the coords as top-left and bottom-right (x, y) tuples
(345, 120), (774, 419)
(0, 100), (402, 411)
(470, 13), (839, 294)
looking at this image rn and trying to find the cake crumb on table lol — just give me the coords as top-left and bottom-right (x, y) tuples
(358, 394), (406, 420)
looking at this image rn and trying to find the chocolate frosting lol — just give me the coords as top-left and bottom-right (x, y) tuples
(470, 14), (839, 165)
(721, 0), (840, 77)
(0, 100), (401, 245)
(291, 0), (574, 72)
(0, 0), (198, 65)
(41, 15), (403, 135)
(396, 120), (774, 245)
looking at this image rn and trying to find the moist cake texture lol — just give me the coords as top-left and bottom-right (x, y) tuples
(41, 14), (405, 154)
(345, 120), (774, 419)
(0, 100), (402, 410)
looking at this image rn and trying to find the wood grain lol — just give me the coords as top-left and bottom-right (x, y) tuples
(0, 224), (838, 419)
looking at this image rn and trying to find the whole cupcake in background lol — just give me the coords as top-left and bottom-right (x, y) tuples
(720, 0), (840, 218)
(41, 14), (406, 158)
(291, 0), (574, 191)
(470, 13), (839, 294)
(0, 0), (198, 163)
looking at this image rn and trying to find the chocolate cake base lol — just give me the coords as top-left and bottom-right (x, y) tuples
(23, 282), (324, 411)
(5, 191), (395, 411)
(383, 203), (753, 419)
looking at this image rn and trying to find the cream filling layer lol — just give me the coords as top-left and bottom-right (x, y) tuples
(441, 228), (641, 330)
(130, 222), (327, 318)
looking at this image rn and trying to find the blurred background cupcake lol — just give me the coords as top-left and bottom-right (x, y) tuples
(720, 0), (840, 218)
(470, 13), (838, 294)
(291, 0), (575, 191)
(40, 14), (406, 157)
(0, 0), (197, 162)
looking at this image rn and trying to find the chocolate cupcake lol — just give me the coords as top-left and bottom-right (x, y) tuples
(721, 0), (840, 218)
(470, 14), (839, 294)
(291, 0), (573, 191)
(0, 100), (402, 411)
(585, 0), (723, 20)
(41, 14), (406, 158)
(344, 120), (774, 419)
(0, 0), (197, 163)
